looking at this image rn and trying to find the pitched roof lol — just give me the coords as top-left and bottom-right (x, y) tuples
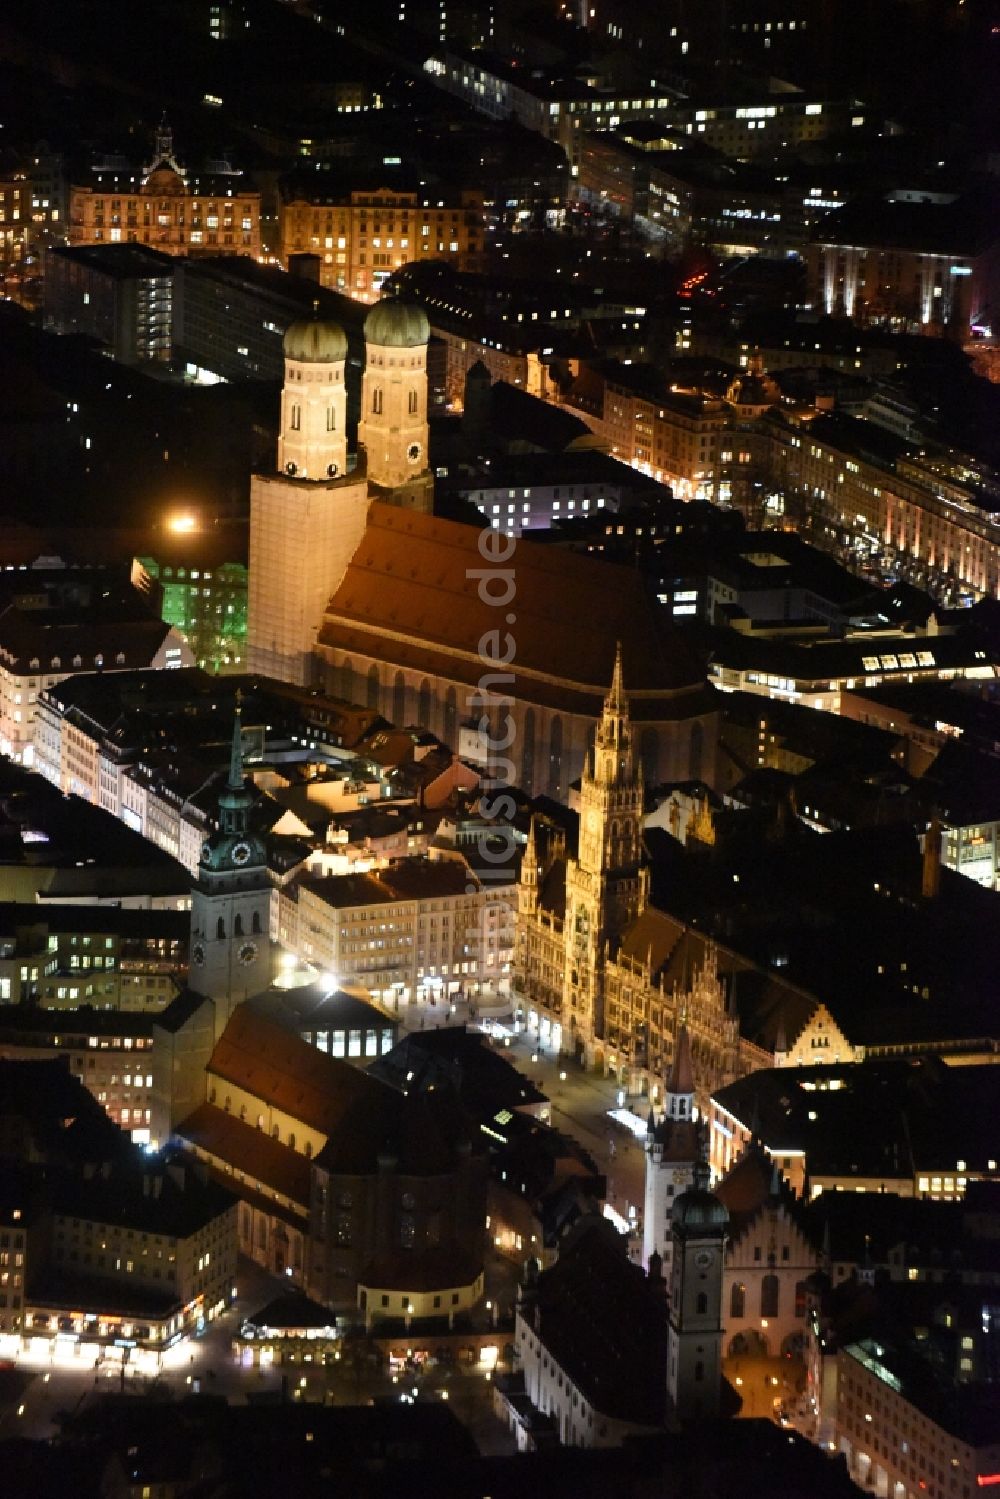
(175, 1101), (312, 1209)
(297, 858), (475, 912)
(318, 501), (707, 714)
(666, 1023), (694, 1096)
(206, 1005), (392, 1139)
(529, 1218), (667, 1425)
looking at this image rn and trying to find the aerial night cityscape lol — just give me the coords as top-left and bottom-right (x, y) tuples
(0, 0), (996, 1493)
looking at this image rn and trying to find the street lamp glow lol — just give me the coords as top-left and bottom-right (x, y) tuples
(167, 513), (198, 534)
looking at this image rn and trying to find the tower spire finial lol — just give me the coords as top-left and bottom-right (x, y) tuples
(229, 689), (244, 790)
(607, 640), (625, 713)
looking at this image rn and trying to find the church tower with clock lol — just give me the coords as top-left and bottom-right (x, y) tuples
(666, 1156), (728, 1424)
(562, 645), (649, 1058)
(189, 700), (273, 1036)
(357, 297), (434, 512)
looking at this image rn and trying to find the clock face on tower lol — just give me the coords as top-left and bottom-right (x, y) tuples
(406, 441), (422, 466)
(191, 942), (206, 966)
(201, 842), (213, 863)
(231, 841), (252, 866)
(695, 1249), (714, 1269)
(238, 941), (258, 966)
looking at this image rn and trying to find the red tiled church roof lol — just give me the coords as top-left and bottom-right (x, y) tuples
(318, 502), (706, 709)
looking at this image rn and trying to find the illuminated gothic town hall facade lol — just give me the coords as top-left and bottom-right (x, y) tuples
(514, 650), (745, 1107)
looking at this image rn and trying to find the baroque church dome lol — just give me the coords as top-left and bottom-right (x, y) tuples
(283, 318), (348, 363)
(364, 298), (430, 349)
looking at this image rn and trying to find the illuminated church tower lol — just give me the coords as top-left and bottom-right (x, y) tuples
(357, 298), (434, 511)
(562, 645), (649, 1059)
(247, 317), (370, 685)
(189, 699), (274, 1038)
(666, 1157), (728, 1424)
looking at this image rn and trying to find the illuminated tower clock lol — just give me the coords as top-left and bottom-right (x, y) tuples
(666, 1157), (728, 1424)
(189, 697), (273, 1034)
(357, 296), (433, 511)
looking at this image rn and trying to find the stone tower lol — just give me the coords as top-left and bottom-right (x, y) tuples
(666, 1156), (728, 1424)
(247, 316), (371, 685)
(189, 699), (273, 1037)
(562, 644), (649, 1059)
(358, 297), (434, 511)
(643, 1025), (702, 1276)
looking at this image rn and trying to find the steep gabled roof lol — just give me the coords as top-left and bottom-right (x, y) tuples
(207, 1005), (391, 1139)
(319, 501), (706, 714)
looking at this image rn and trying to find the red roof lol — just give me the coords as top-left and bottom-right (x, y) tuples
(318, 502), (706, 709)
(207, 1005), (391, 1139)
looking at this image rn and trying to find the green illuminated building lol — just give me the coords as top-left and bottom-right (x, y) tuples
(136, 555), (247, 674)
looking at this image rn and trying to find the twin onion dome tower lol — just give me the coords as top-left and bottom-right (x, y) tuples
(247, 292), (433, 685)
(276, 296), (432, 499)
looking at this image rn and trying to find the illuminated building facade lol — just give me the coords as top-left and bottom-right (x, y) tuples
(836, 1338), (1000, 1498)
(279, 184), (485, 299)
(69, 122), (260, 261)
(275, 859), (512, 1008)
(175, 1006), (487, 1312)
(135, 554), (248, 675)
(515, 656), (739, 1081)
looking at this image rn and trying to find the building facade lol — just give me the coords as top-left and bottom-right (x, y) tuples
(276, 859), (513, 1009)
(642, 1026), (701, 1276)
(515, 657), (739, 1086)
(69, 123), (260, 260)
(279, 184), (485, 299)
(174, 1006), (487, 1313)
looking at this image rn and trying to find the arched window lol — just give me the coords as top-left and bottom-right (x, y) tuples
(547, 715), (563, 797)
(761, 1274), (779, 1318)
(372, 387), (383, 415)
(271, 1124), (279, 1139)
(690, 721), (704, 782)
(731, 1282), (746, 1318)
(288, 1133), (296, 1151)
(443, 685), (457, 746)
(239, 1104), (246, 1122)
(640, 726), (660, 785)
(217, 917), (225, 940)
(224, 1095), (231, 1113)
(520, 707), (536, 794)
(408, 389), (418, 415)
(326, 407), (336, 431)
(392, 671), (406, 726)
(417, 678), (432, 730)
(234, 914), (243, 937)
(366, 664), (380, 712)
(304, 1141), (312, 1159)
(290, 403), (301, 431)
(251, 910), (261, 935)
(696, 1292), (708, 1314)
(209, 1086), (216, 1104)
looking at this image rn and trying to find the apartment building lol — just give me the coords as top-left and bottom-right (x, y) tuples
(69, 125), (260, 261)
(2, 610), (192, 769)
(276, 858), (513, 1008)
(836, 1338), (1000, 1498)
(279, 184), (485, 300)
(28, 1159), (237, 1355)
(0, 1008), (157, 1141)
(0, 167), (32, 272)
(0, 903), (187, 1012)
